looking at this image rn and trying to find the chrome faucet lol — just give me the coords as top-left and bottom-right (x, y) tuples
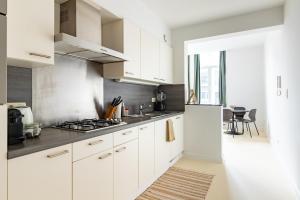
(139, 104), (146, 116)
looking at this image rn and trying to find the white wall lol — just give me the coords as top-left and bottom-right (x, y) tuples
(184, 105), (223, 162)
(88, 0), (171, 44)
(172, 6), (284, 84)
(227, 45), (266, 134)
(265, 0), (300, 196)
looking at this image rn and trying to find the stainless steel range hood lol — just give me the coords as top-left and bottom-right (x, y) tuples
(54, 33), (128, 64)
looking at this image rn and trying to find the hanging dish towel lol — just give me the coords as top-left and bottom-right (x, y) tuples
(166, 119), (175, 142)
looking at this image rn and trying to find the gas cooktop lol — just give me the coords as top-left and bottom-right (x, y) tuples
(52, 119), (126, 132)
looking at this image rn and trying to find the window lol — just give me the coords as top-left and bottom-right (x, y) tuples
(188, 52), (220, 105)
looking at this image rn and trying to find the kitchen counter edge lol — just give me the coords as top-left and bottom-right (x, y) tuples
(7, 112), (184, 159)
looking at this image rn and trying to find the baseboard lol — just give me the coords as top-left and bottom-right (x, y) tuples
(183, 152), (222, 163)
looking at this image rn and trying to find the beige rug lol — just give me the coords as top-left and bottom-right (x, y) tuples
(136, 167), (214, 200)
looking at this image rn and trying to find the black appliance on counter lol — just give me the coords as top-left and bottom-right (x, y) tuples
(155, 90), (167, 111)
(8, 109), (25, 145)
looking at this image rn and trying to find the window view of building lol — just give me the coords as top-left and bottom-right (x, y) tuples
(188, 52), (220, 105)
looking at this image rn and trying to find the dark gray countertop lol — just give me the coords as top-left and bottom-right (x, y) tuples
(8, 112), (183, 159)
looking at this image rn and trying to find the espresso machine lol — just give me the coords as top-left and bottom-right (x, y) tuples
(155, 90), (167, 111)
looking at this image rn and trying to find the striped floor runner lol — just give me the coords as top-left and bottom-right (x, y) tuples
(136, 167), (214, 200)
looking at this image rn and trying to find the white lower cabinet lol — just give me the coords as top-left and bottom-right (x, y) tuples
(8, 145), (72, 200)
(73, 148), (114, 200)
(114, 139), (139, 200)
(170, 114), (184, 162)
(0, 105), (7, 200)
(7, 115), (184, 200)
(138, 123), (155, 192)
(154, 118), (171, 178)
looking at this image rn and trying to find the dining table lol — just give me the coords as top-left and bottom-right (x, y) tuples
(225, 109), (250, 136)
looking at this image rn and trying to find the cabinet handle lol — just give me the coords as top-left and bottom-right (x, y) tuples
(47, 150), (69, 158)
(160, 79), (166, 82)
(29, 52), (51, 59)
(88, 139), (104, 146)
(140, 126), (148, 131)
(115, 147), (127, 153)
(176, 116), (181, 119)
(153, 77), (160, 80)
(125, 72), (135, 75)
(99, 152), (112, 160)
(101, 48), (108, 52)
(122, 131), (132, 136)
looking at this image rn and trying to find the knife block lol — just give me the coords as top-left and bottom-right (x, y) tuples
(105, 105), (117, 120)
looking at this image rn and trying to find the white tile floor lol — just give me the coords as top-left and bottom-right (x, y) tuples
(175, 134), (298, 200)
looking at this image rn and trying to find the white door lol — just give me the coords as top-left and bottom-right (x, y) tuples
(114, 139), (139, 200)
(141, 31), (160, 82)
(0, 105), (7, 200)
(7, 0), (54, 67)
(73, 149), (113, 200)
(159, 42), (173, 84)
(124, 20), (141, 79)
(139, 123), (155, 191)
(155, 119), (171, 178)
(8, 145), (72, 200)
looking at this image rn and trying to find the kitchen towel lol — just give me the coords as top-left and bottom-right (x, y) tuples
(166, 119), (175, 142)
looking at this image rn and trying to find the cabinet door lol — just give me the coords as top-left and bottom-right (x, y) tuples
(114, 140), (139, 200)
(155, 119), (171, 178)
(139, 123), (155, 191)
(8, 145), (72, 200)
(124, 20), (141, 79)
(7, 0), (54, 67)
(170, 115), (184, 161)
(141, 31), (160, 82)
(73, 149), (113, 200)
(159, 42), (173, 84)
(0, 105), (7, 200)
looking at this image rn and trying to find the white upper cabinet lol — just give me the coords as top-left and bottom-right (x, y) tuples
(159, 42), (173, 84)
(141, 30), (160, 82)
(8, 145), (72, 200)
(103, 19), (141, 79)
(7, 0), (54, 67)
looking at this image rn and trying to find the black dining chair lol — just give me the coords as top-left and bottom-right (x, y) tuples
(223, 108), (237, 132)
(244, 109), (260, 137)
(234, 107), (246, 133)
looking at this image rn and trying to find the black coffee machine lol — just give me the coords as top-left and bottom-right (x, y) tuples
(8, 109), (25, 145)
(155, 91), (167, 111)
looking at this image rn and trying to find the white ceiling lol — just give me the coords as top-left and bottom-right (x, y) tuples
(186, 30), (274, 55)
(140, 0), (285, 29)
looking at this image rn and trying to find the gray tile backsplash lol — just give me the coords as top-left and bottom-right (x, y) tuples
(7, 66), (32, 107)
(158, 84), (185, 112)
(103, 79), (157, 114)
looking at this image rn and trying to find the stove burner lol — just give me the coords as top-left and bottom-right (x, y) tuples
(53, 119), (126, 132)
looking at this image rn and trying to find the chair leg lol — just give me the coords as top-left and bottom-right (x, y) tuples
(254, 122), (260, 136)
(242, 122), (245, 134)
(247, 123), (252, 138)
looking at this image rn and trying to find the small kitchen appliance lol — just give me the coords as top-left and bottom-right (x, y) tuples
(155, 91), (167, 111)
(8, 109), (25, 145)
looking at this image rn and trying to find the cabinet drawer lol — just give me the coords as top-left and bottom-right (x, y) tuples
(73, 134), (113, 161)
(114, 127), (138, 146)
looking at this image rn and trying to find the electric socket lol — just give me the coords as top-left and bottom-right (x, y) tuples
(152, 98), (156, 103)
